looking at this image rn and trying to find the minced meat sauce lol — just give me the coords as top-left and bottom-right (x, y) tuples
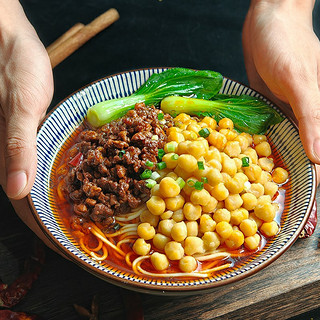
(62, 103), (173, 232)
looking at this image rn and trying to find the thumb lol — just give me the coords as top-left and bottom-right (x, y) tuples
(289, 91), (320, 165)
(5, 110), (39, 199)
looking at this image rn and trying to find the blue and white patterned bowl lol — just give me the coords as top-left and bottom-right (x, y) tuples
(28, 68), (317, 295)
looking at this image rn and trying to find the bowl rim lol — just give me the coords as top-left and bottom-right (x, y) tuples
(27, 67), (317, 295)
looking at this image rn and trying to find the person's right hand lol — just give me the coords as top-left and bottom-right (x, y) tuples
(0, 1), (54, 242)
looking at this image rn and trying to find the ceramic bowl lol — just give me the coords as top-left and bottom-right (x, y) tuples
(28, 68), (316, 295)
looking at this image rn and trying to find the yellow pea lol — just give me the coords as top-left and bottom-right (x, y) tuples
(219, 118), (234, 130)
(260, 221), (279, 237)
(241, 192), (258, 211)
(190, 188), (211, 206)
(164, 241), (184, 260)
(210, 183), (229, 201)
(225, 230), (244, 249)
(201, 196), (218, 213)
(172, 209), (185, 222)
(240, 219), (257, 237)
(272, 167), (289, 184)
(254, 201), (277, 222)
(133, 238), (151, 256)
(179, 256), (197, 273)
(208, 131), (227, 151)
(158, 219), (176, 237)
(186, 221), (199, 236)
(244, 233), (261, 250)
(177, 154), (198, 172)
(202, 231), (220, 251)
(184, 236), (205, 255)
(230, 208), (249, 225)
(206, 168), (223, 186)
(171, 221), (188, 242)
(183, 202), (202, 221)
(224, 141), (241, 158)
(199, 214), (216, 233)
(187, 141), (207, 159)
(224, 194), (243, 211)
(146, 196), (166, 216)
(159, 177), (181, 198)
(174, 113), (191, 123)
(151, 252), (170, 271)
(255, 141), (272, 157)
(213, 208), (231, 223)
(165, 194), (185, 211)
(137, 222), (156, 240)
(216, 221), (233, 239)
(202, 116), (217, 129)
(162, 152), (179, 169)
(153, 233), (171, 250)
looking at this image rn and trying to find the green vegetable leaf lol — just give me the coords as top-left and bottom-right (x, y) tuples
(133, 68), (223, 101)
(161, 95), (284, 134)
(86, 68), (223, 127)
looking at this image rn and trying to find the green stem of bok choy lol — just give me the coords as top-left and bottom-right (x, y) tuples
(160, 95), (284, 134)
(86, 68), (223, 127)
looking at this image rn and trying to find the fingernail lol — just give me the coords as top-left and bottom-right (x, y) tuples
(6, 171), (27, 199)
(313, 138), (320, 162)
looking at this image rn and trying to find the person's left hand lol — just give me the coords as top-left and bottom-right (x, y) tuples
(242, 0), (320, 184)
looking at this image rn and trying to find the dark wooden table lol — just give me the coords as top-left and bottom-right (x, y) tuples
(1, 0), (320, 319)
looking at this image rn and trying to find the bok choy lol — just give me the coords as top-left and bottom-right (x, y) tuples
(160, 95), (283, 134)
(86, 68), (223, 127)
(86, 67), (284, 134)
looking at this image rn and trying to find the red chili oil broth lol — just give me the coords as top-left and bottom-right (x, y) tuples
(50, 124), (290, 280)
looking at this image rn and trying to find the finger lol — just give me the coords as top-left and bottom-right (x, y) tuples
(287, 84), (320, 164)
(4, 108), (39, 199)
(295, 105), (320, 165)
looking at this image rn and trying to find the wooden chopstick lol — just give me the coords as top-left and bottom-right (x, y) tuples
(47, 8), (120, 68)
(46, 22), (85, 55)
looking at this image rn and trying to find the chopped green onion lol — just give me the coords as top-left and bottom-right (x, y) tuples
(145, 179), (157, 189)
(140, 169), (152, 179)
(171, 153), (179, 160)
(119, 150), (125, 158)
(158, 149), (165, 160)
(198, 128), (210, 138)
(166, 142), (176, 153)
(156, 161), (167, 170)
(176, 177), (185, 189)
(187, 179), (195, 187)
(157, 112), (164, 120)
(146, 160), (154, 167)
(194, 181), (204, 190)
(242, 156), (250, 167)
(113, 223), (121, 231)
(201, 177), (208, 184)
(151, 171), (161, 180)
(197, 161), (204, 170)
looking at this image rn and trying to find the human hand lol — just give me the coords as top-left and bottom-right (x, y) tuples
(0, 1), (55, 246)
(0, 4), (53, 199)
(242, 0), (320, 181)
